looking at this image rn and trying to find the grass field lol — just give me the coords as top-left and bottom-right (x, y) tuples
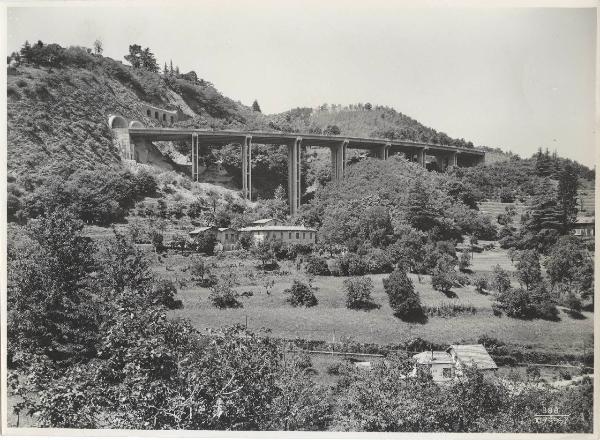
(158, 248), (593, 356)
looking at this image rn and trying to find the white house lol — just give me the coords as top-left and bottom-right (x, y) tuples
(216, 227), (238, 251)
(238, 225), (317, 245)
(411, 344), (497, 383)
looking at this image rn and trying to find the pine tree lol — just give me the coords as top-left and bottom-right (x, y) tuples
(20, 40), (32, 63)
(405, 178), (438, 231)
(175, 65), (180, 76)
(557, 163), (579, 233)
(252, 99), (262, 113)
(534, 147), (553, 177)
(163, 62), (168, 75)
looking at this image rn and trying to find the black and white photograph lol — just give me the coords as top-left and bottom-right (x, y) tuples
(1, 0), (597, 436)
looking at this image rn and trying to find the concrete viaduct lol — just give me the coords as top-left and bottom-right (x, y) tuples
(109, 115), (485, 215)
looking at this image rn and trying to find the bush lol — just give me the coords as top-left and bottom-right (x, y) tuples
(151, 279), (183, 309)
(344, 277), (377, 310)
(209, 280), (251, 309)
(284, 280), (318, 307)
(422, 302), (476, 317)
(284, 243), (313, 260)
(305, 255), (330, 276)
(337, 253), (368, 276)
(458, 249), (471, 272)
(383, 268), (423, 320)
(474, 275), (489, 294)
(365, 248), (394, 274)
(431, 270), (455, 294)
(494, 287), (559, 321)
(193, 232), (217, 255)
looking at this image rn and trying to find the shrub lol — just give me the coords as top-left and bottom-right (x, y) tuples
(193, 232), (217, 255)
(284, 280), (318, 307)
(209, 280), (252, 309)
(474, 275), (489, 294)
(326, 362), (343, 376)
(431, 270), (455, 294)
(305, 255), (330, 276)
(383, 268), (423, 320)
(422, 302), (476, 317)
(458, 249), (471, 272)
(344, 277), (377, 310)
(337, 253), (368, 276)
(565, 293), (582, 313)
(133, 169), (157, 196)
(284, 243), (313, 260)
(365, 248), (394, 274)
(151, 279), (183, 309)
(494, 287), (559, 321)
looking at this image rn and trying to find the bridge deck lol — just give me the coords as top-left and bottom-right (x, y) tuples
(128, 128), (485, 156)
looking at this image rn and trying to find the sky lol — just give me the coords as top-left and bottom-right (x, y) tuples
(6, 2), (597, 166)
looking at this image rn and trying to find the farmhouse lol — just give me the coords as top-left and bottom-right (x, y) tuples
(570, 216), (594, 238)
(216, 227), (238, 251)
(411, 344), (497, 382)
(238, 225), (317, 245)
(189, 226), (217, 238)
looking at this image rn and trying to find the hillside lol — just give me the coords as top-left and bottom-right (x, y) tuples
(6, 45), (266, 182)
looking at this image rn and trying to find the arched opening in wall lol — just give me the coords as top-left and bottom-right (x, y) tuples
(129, 120), (144, 128)
(108, 115), (128, 129)
(163, 114), (166, 121)
(147, 109), (151, 117)
(155, 111), (159, 119)
(170, 116), (174, 124)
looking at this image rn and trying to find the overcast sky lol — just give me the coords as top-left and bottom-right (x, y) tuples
(6, 2), (597, 166)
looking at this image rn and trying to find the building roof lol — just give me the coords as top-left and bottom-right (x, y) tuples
(189, 226), (216, 234)
(238, 225), (317, 232)
(217, 227), (236, 232)
(448, 344), (498, 370)
(574, 216), (594, 225)
(412, 351), (454, 365)
(251, 218), (276, 224)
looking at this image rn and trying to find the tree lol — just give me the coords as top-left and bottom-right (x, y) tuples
(252, 239), (278, 268)
(491, 265), (511, 294)
(305, 255), (330, 276)
(458, 248), (471, 272)
(93, 39), (103, 55)
(405, 178), (438, 231)
(7, 209), (99, 361)
(544, 235), (593, 297)
(383, 268), (423, 319)
(163, 62), (169, 75)
(124, 44), (158, 72)
(557, 163), (579, 233)
(284, 280), (318, 307)
(252, 99), (262, 113)
(344, 277), (376, 310)
(20, 40), (32, 63)
(323, 125), (341, 136)
(124, 44), (143, 68)
(431, 255), (458, 294)
(514, 250), (542, 291)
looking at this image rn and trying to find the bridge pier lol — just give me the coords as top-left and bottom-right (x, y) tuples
(377, 143), (391, 160)
(416, 148), (427, 167)
(288, 137), (302, 216)
(241, 136), (252, 200)
(330, 140), (348, 183)
(191, 134), (200, 181)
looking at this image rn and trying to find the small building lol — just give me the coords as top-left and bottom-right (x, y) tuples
(447, 344), (498, 377)
(217, 227), (238, 251)
(411, 344), (497, 383)
(570, 216), (594, 237)
(250, 218), (282, 227)
(411, 351), (456, 383)
(189, 226), (218, 238)
(238, 225), (317, 245)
